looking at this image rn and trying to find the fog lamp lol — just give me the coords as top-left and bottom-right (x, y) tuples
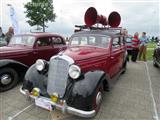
(31, 88), (40, 97)
(51, 93), (58, 103)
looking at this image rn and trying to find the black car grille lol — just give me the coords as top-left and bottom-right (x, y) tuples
(47, 57), (70, 98)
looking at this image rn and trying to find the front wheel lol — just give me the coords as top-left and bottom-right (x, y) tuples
(0, 68), (19, 92)
(92, 83), (104, 113)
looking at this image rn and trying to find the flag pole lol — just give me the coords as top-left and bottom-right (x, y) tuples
(7, 4), (20, 35)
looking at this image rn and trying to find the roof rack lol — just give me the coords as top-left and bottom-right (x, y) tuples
(74, 25), (122, 33)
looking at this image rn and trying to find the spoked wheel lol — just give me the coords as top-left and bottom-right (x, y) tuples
(0, 68), (19, 92)
(93, 83), (104, 113)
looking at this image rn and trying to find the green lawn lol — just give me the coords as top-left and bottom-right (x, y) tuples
(146, 42), (156, 61)
(147, 42), (156, 48)
(147, 49), (154, 61)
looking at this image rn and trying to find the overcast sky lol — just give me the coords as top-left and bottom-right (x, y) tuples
(0, 0), (159, 37)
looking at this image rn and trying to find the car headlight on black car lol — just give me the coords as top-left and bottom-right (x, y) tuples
(69, 65), (81, 79)
(36, 59), (46, 71)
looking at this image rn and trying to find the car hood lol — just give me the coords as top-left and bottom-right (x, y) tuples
(0, 45), (32, 56)
(63, 46), (109, 62)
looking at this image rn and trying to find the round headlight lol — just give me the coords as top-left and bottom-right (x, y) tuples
(36, 59), (45, 71)
(69, 65), (81, 79)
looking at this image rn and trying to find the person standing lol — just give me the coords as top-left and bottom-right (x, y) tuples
(123, 29), (133, 62)
(0, 27), (5, 38)
(5, 27), (14, 44)
(139, 32), (148, 61)
(131, 32), (140, 62)
(126, 36), (133, 61)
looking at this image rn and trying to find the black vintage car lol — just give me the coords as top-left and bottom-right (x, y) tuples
(20, 7), (127, 118)
(153, 41), (160, 67)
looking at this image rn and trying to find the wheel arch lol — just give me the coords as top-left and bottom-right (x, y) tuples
(0, 59), (29, 79)
(66, 70), (111, 111)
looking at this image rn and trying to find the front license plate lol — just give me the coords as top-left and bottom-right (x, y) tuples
(35, 98), (52, 111)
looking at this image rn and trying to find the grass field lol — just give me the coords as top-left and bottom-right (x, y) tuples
(147, 42), (156, 48)
(147, 49), (154, 61)
(146, 42), (156, 61)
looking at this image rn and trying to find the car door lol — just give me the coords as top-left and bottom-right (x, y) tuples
(34, 37), (54, 61)
(110, 37), (121, 78)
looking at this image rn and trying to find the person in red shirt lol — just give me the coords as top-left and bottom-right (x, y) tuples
(131, 32), (140, 62)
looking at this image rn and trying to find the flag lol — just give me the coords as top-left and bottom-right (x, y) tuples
(9, 5), (20, 35)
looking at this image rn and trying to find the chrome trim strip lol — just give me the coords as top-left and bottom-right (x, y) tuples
(20, 87), (96, 118)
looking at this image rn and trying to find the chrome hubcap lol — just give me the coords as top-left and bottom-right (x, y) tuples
(0, 74), (12, 85)
(96, 91), (102, 105)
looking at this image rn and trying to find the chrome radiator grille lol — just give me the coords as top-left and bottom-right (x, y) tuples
(47, 57), (70, 98)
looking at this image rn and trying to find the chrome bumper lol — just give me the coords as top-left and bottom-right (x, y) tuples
(20, 87), (96, 118)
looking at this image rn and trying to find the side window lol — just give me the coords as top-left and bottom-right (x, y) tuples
(88, 37), (96, 46)
(112, 38), (121, 48)
(71, 37), (79, 45)
(80, 37), (88, 45)
(36, 37), (52, 47)
(52, 37), (64, 45)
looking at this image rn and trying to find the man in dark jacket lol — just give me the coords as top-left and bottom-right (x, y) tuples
(0, 27), (5, 38)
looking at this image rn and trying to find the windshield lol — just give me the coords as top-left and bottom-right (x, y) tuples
(70, 34), (111, 48)
(9, 36), (35, 46)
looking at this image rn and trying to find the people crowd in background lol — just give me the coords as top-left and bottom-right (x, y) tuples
(0, 26), (14, 45)
(125, 29), (148, 62)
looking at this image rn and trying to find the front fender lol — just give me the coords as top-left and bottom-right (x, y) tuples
(0, 59), (28, 68)
(22, 64), (48, 96)
(66, 70), (107, 111)
(0, 59), (28, 79)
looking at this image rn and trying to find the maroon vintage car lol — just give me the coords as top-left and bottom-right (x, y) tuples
(21, 7), (127, 118)
(0, 32), (66, 92)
